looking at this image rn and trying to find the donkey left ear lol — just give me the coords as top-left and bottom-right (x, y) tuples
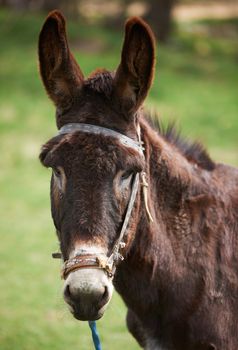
(114, 17), (156, 115)
(38, 10), (84, 112)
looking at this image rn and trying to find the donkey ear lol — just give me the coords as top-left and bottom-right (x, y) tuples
(114, 17), (155, 115)
(38, 10), (84, 111)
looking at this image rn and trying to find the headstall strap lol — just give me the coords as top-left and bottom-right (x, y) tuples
(52, 122), (153, 279)
(58, 123), (144, 156)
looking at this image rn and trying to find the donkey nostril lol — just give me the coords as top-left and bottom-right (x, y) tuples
(64, 284), (80, 302)
(101, 286), (109, 303)
(64, 284), (71, 300)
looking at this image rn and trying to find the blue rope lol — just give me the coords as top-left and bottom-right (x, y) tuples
(88, 321), (102, 350)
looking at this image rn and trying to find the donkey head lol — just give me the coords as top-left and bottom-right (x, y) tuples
(39, 11), (155, 321)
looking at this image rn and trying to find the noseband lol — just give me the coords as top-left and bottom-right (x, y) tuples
(52, 122), (153, 279)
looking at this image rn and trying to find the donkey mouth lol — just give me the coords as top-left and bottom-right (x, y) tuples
(70, 304), (106, 321)
(73, 311), (103, 321)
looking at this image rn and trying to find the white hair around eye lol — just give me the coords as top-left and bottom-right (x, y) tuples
(52, 166), (66, 194)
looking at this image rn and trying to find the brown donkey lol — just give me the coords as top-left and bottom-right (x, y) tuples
(38, 11), (238, 350)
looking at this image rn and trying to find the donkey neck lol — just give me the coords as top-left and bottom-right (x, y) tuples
(134, 118), (194, 269)
(115, 118), (211, 309)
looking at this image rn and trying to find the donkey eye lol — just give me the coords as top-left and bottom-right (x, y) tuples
(121, 171), (133, 182)
(53, 167), (62, 178)
(52, 166), (65, 194)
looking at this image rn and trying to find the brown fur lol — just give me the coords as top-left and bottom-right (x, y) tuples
(39, 11), (238, 350)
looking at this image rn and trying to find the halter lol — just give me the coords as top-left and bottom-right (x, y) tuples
(52, 122), (153, 279)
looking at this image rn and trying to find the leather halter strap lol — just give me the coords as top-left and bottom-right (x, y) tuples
(53, 122), (151, 279)
(62, 254), (109, 280)
(58, 123), (144, 156)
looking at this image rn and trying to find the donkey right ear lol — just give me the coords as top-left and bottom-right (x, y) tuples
(114, 17), (155, 115)
(38, 10), (84, 111)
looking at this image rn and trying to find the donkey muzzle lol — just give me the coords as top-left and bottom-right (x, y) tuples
(62, 254), (114, 321)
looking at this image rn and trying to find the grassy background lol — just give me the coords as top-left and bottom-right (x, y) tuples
(0, 9), (238, 350)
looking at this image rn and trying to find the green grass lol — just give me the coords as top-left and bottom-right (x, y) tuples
(0, 9), (238, 350)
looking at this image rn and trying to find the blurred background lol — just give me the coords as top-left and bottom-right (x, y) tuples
(0, 0), (237, 349)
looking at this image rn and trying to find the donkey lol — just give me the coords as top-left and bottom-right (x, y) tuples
(38, 10), (238, 350)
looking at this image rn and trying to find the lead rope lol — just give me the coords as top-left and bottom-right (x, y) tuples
(88, 321), (102, 350)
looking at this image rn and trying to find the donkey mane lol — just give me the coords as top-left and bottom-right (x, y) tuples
(85, 70), (215, 172)
(151, 118), (216, 171)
